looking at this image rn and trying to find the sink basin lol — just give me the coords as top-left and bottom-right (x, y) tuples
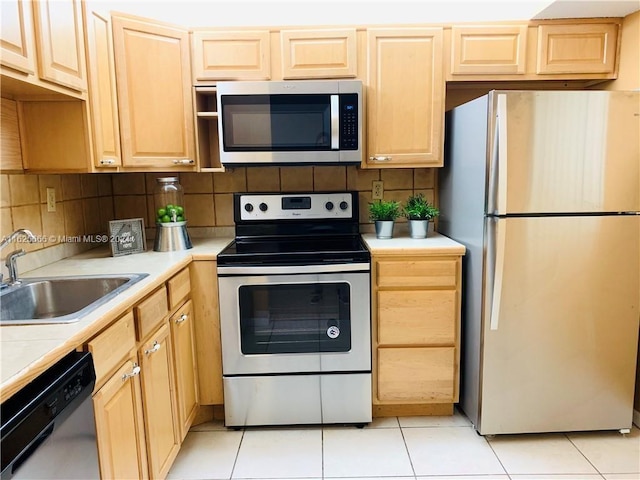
(0, 273), (149, 325)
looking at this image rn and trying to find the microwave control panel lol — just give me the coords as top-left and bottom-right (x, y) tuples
(340, 94), (358, 150)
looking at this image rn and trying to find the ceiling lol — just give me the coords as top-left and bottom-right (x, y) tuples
(102, 0), (640, 27)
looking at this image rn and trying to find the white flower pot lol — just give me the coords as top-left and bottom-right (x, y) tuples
(374, 220), (395, 239)
(408, 219), (429, 239)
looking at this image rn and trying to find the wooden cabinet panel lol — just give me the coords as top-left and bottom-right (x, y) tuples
(376, 259), (457, 288)
(378, 347), (455, 402)
(134, 286), (169, 341)
(170, 299), (199, 440)
(366, 28), (444, 168)
(537, 23), (618, 74)
(87, 312), (136, 388)
(32, 0), (87, 91)
(0, 0), (36, 75)
(280, 28), (357, 79)
(93, 357), (148, 480)
(139, 322), (180, 479)
(167, 267), (191, 310)
(113, 15), (195, 169)
(191, 30), (271, 81)
(451, 25), (527, 75)
(83, 2), (121, 168)
(0, 99), (24, 172)
(378, 290), (456, 346)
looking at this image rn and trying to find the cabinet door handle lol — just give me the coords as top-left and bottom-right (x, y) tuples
(99, 158), (116, 165)
(144, 341), (161, 355)
(369, 156), (391, 162)
(175, 313), (188, 324)
(172, 159), (195, 165)
(122, 364), (141, 381)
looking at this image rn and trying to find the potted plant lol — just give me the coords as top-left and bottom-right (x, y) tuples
(403, 193), (439, 239)
(369, 199), (401, 239)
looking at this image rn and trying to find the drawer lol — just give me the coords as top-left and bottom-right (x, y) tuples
(134, 286), (169, 341)
(377, 347), (455, 403)
(378, 290), (456, 346)
(167, 267), (191, 310)
(376, 259), (457, 288)
(87, 312), (136, 389)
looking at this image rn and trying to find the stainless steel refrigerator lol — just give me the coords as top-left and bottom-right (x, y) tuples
(439, 90), (640, 435)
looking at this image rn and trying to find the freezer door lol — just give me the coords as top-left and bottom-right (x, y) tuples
(479, 215), (640, 435)
(488, 91), (640, 215)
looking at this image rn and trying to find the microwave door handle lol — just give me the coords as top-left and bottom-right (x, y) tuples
(331, 95), (339, 149)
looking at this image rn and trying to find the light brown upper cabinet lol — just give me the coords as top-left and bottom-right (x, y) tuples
(82, 2), (121, 169)
(366, 28), (445, 168)
(450, 25), (527, 75)
(0, 98), (24, 172)
(191, 30), (271, 82)
(0, 0), (37, 76)
(536, 23), (618, 75)
(32, 0), (87, 92)
(280, 28), (357, 79)
(112, 15), (196, 170)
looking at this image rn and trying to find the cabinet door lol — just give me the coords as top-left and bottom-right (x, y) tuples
(377, 347), (455, 402)
(0, 0), (36, 75)
(83, 2), (121, 169)
(170, 299), (199, 441)
(113, 15), (195, 169)
(536, 23), (618, 75)
(32, 0), (87, 91)
(139, 322), (180, 479)
(280, 29), (357, 79)
(191, 30), (271, 81)
(451, 25), (527, 75)
(93, 358), (149, 480)
(366, 28), (444, 168)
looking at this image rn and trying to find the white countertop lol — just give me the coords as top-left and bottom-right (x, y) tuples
(362, 232), (466, 255)
(0, 237), (232, 400)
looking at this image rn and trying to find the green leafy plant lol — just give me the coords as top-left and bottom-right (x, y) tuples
(403, 193), (439, 220)
(368, 199), (401, 222)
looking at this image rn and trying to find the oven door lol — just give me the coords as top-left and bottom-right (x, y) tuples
(218, 266), (370, 376)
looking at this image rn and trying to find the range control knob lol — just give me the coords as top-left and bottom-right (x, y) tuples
(325, 201), (334, 211)
(259, 202), (268, 212)
(244, 203), (254, 212)
(339, 201), (349, 211)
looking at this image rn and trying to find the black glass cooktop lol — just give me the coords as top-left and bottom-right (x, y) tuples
(218, 235), (370, 266)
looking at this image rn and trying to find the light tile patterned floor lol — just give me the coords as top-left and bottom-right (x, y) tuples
(167, 410), (640, 480)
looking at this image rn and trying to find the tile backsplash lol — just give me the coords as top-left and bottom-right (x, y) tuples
(1, 166), (437, 271)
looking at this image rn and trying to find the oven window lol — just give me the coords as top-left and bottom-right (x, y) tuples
(221, 94), (331, 151)
(238, 282), (351, 354)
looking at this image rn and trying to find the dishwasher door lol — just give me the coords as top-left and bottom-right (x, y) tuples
(1, 351), (99, 480)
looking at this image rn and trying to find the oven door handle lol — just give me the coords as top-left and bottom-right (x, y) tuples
(217, 262), (370, 276)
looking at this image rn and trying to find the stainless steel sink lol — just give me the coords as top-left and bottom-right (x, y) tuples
(0, 273), (149, 325)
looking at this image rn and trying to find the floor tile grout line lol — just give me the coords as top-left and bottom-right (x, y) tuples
(483, 433), (513, 479)
(398, 416), (419, 479)
(228, 427), (245, 480)
(564, 431), (608, 478)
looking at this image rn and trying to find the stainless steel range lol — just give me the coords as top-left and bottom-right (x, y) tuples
(217, 191), (371, 427)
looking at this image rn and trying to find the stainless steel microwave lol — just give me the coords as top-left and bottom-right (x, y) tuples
(216, 80), (362, 167)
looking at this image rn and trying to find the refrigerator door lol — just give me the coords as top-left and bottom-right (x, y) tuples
(479, 215), (640, 435)
(488, 91), (640, 215)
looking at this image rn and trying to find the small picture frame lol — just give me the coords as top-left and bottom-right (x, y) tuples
(109, 218), (146, 257)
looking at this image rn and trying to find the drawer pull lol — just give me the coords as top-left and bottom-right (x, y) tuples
(175, 313), (188, 324)
(369, 156), (391, 162)
(99, 158), (116, 165)
(145, 341), (161, 355)
(122, 364), (141, 381)
(172, 159), (195, 165)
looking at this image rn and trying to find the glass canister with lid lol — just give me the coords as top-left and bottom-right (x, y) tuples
(154, 177), (186, 224)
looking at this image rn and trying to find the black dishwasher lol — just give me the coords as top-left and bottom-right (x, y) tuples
(1, 351), (99, 479)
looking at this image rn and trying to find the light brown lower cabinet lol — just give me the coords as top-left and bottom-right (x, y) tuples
(372, 253), (463, 416)
(139, 322), (180, 479)
(93, 357), (149, 479)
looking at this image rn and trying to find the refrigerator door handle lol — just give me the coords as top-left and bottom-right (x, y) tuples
(488, 218), (507, 331)
(496, 94), (508, 215)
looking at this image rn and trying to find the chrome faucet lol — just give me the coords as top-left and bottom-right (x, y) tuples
(1, 229), (37, 287)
